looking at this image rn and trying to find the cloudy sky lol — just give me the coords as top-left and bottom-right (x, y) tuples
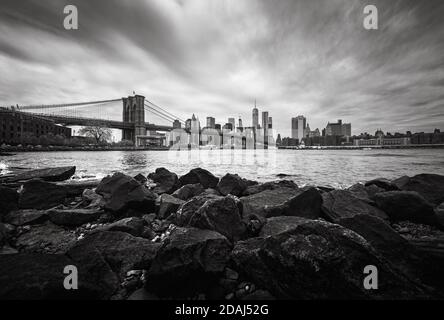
(1, 0), (443, 137)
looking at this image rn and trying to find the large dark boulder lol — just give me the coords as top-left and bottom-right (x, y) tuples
(372, 191), (438, 226)
(95, 172), (134, 199)
(148, 168), (178, 194)
(18, 179), (68, 210)
(188, 196), (247, 242)
(157, 194), (185, 219)
(217, 173), (248, 196)
(4, 209), (49, 226)
(47, 208), (103, 227)
(100, 217), (145, 237)
(347, 183), (385, 202)
(365, 178), (399, 191)
(231, 217), (430, 299)
(321, 190), (388, 223)
(0, 253), (102, 299)
(170, 193), (222, 226)
(56, 180), (101, 197)
(7, 166), (76, 182)
(242, 180), (298, 196)
(436, 203), (444, 227)
(178, 168), (219, 189)
(393, 174), (444, 205)
(0, 186), (18, 218)
(0, 222), (7, 247)
(146, 226), (232, 297)
(259, 216), (308, 237)
(172, 183), (204, 200)
(68, 231), (161, 279)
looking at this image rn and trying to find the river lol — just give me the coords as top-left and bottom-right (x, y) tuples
(1, 148), (444, 188)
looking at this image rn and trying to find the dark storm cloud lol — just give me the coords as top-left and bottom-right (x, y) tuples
(0, 0), (443, 135)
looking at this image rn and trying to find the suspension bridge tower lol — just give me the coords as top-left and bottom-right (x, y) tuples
(122, 95), (146, 143)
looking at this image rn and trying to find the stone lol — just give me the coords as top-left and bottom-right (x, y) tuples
(171, 193), (222, 226)
(242, 180), (298, 196)
(47, 208), (103, 227)
(178, 168), (219, 189)
(56, 180), (101, 197)
(127, 288), (159, 300)
(365, 178), (399, 191)
(148, 167), (178, 194)
(172, 183), (204, 201)
(158, 194), (185, 219)
(4, 209), (48, 226)
(436, 203), (444, 227)
(82, 188), (105, 209)
(100, 217), (145, 237)
(7, 166), (76, 182)
(217, 173), (248, 196)
(0, 186), (18, 217)
(96, 172), (134, 199)
(0, 223), (7, 247)
(18, 179), (68, 210)
(259, 216), (308, 237)
(372, 191), (438, 226)
(347, 183), (384, 202)
(133, 173), (147, 185)
(241, 289), (276, 300)
(231, 218), (431, 299)
(321, 189), (388, 223)
(68, 231), (161, 278)
(393, 174), (444, 205)
(146, 226), (232, 297)
(15, 222), (77, 254)
(189, 195), (247, 242)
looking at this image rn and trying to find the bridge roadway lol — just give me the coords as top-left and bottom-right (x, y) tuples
(28, 113), (174, 132)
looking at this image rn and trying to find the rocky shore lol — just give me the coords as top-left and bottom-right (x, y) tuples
(1, 166), (444, 300)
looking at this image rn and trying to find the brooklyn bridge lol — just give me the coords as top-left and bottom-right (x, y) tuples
(0, 95), (185, 146)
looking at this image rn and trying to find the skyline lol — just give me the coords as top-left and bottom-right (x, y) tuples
(1, 0), (444, 137)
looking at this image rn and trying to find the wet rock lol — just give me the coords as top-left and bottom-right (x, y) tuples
(172, 183), (204, 200)
(146, 226), (232, 297)
(4, 209), (49, 226)
(0, 223), (7, 247)
(127, 288), (159, 300)
(217, 173), (248, 196)
(57, 180), (101, 197)
(96, 172), (135, 199)
(240, 187), (299, 218)
(158, 194), (185, 219)
(18, 179), (68, 210)
(0, 253), (102, 299)
(7, 166), (76, 182)
(365, 178), (399, 191)
(0, 186), (18, 217)
(68, 231), (160, 278)
(148, 168), (178, 194)
(372, 191), (438, 226)
(436, 203), (444, 227)
(47, 208), (103, 227)
(188, 195), (247, 242)
(15, 222), (77, 254)
(321, 189), (388, 223)
(242, 180), (298, 196)
(347, 183), (385, 202)
(259, 216), (307, 237)
(100, 217), (145, 237)
(133, 173), (147, 185)
(231, 218), (430, 299)
(178, 168), (219, 189)
(171, 193), (222, 226)
(393, 174), (444, 205)
(82, 189), (105, 209)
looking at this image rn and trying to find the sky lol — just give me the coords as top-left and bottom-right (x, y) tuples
(0, 0), (443, 137)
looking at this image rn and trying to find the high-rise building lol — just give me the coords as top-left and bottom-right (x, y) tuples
(215, 124), (221, 130)
(268, 117), (272, 129)
(291, 115), (306, 141)
(262, 112), (269, 132)
(206, 117), (215, 129)
(325, 119), (351, 137)
(228, 118), (236, 130)
(252, 103), (259, 128)
(185, 119), (192, 131)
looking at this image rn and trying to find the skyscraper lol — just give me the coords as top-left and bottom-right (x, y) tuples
(268, 117), (272, 129)
(262, 111), (269, 132)
(291, 115), (306, 141)
(252, 102), (259, 128)
(228, 118), (235, 130)
(206, 117), (215, 129)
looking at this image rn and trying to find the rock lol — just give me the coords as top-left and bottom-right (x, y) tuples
(372, 191), (438, 226)
(7, 166), (76, 182)
(171, 193), (222, 226)
(18, 179), (68, 210)
(172, 183), (204, 200)
(146, 226), (232, 297)
(242, 180), (298, 196)
(436, 203), (444, 227)
(241, 289), (276, 300)
(96, 172), (134, 199)
(263, 187), (322, 219)
(0, 186), (18, 217)
(133, 173), (147, 185)
(47, 208), (103, 227)
(148, 168), (178, 194)
(259, 216), (308, 237)
(217, 173), (248, 196)
(158, 194), (185, 219)
(178, 168), (219, 189)
(82, 188), (105, 209)
(68, 231), (160, 278)
(365, 178), (399, 191)
(231, 218), (430, 299)
(57, 180), (101, 197)
(188, 195), (247, 242)
(15, 222), (77, 254)
(240, 187), (299, 218)
(127, 288), (159, 300)
(321, 189), (388, 223)
(393, 174), (444, 205)
(103, 176), (157, 216)
(0, 253), (102, 299)
(347, 183), (384, 201)
(100, 217), (145, 237)
(0, 223), (7, 247)
(4, 209), (49, 226)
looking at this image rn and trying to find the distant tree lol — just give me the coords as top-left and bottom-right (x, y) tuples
(78, 125), (112, 144)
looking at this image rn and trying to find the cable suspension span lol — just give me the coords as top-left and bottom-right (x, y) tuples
(144, 103), (184, 124)
(17, 98), (122, 110)
(144, 105), (175, 124)
(145, 99), (185, 123)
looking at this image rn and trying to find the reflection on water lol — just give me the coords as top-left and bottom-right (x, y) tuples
(1, 148), (444, 188)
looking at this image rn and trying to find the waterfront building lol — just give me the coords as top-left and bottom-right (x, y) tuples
(291, 115), (306, 141)
(228, 118), (236, 131)
(262, 112), (269, 131)
(252, 105), (259, 128)
(206, 117), (215, 129)
(325, 119), (351, 137)
(238, 117), (243, 129)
